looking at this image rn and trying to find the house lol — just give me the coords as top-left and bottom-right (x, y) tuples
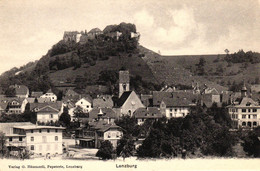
(140, 94), (153, 107)
(93, 95), (113, 108)
(134, 107), (162, 125)
(10, 85), (29, 98)
(77, 121), (123, 149)
(29, 102), (63, 123)
(199, 94), (221, 108)
(0, 97), (28, 114)
(116, 91), (145, 116)
(119, 70), (130, 98)
(0, 122), (65, 155)
(39, 89), (57, 102)
(75, 97), (93, 113)
(152, 91), (196, 119)
(88, 107), (118, 123)
(31, 91), (43, 98)
(227, 86), (260, 129)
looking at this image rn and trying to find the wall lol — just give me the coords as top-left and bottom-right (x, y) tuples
(25, 128), (63, 155)
(165, 107), (190, 119)
(121, 92), (144, 116)
(37, 112), (59, 123)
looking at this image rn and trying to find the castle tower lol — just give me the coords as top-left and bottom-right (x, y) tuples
(241, 83), (247, 98)
(119, 70), (130, 97)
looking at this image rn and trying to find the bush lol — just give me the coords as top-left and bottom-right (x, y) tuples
(96, 140), (114, 160)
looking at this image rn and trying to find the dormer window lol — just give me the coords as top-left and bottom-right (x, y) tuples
(246, 102), (251, 106)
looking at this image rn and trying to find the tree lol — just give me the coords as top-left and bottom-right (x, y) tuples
(196, 57), (206, 76)
(224, 49), (229, 55)
(0, 132), (7, 158)
(5, 87), (16, 97)
(242, 127), (260, 157)
(59, 107), (71, 127)
(96, 140), (114, 160)
(116, 134), (135, 160)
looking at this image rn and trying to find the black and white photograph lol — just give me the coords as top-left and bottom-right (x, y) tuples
(0, 0), (259, 170)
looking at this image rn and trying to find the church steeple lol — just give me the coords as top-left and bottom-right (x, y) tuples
(119, 70), (130, 97)
(241, 82), (247, 98)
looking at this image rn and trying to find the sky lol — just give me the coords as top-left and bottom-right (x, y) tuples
(0, 0), (260, 74)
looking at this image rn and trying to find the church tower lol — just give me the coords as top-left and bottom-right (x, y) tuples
(241, 83), (247, 98)
(119, 70), (130, 97)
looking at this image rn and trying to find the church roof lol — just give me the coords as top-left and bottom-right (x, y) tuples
(119, 70), (129, 83)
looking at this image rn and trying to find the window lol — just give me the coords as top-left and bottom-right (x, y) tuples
(242, 122), (246, 126)
(50, 114), (53, 118)
(47, 129), (50, 133)
(19, 137), (22, 141)
(39, 129), (41, 133)
(248, 109), (251, 112)
(42, 136), (46, 143)
(31, 145), (34, 151)
(248, 115), (251, 119)
(55, 129), (58, 133)
(253, 115), (257, 119)
(242, 115), (246, 119)
(170, 108), (172, 112)
(253, 109), (257, 112)
(253, 122), (257, 126)
(55, 136), (58, 141)
(9, 137), (12, 142)
(175, 109), (177, 112)
(31, 130), (34, 133)
(31, 137), (34, 142)
(242, 109), (246, 113)
(87, 105), (89, 108)
(108, 133), (111, 138)
(236, 109), (238, 112)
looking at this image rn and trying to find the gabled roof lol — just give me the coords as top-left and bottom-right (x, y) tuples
(30, 101), (62, 111)
(119, 70), (130, 83)
(134, 107), (162, 119)
(65, 89), (79, 97)
(88, 121), (122, 132)
(37, 105), (59, 113)
(93, 95), (113, 108)
(116, 91), (132, 107)
(228, 97), (259, 108)
(0, 97), (26, 106)
(46, 89), (53, 93)
(89, 107), (117, 120)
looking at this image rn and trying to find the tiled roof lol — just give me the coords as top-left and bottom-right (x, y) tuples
(31, 91), (43, 98)
(228, 97), (259, 107)
(134, 107), (162, 119)
(116, 91), (132, 107)
(30, 101), (62, 111)
(88, 121), (121, 132)
(119, 70), (129, 83)
(0, 97), (26, 106)
(0, 122), (34, 135)
(161, 97), (195, 107)
(93, 95), (113, 108)
(89, 107), (117, 120)
(37, 105), (59, 113)
(153, 91), (197, 106)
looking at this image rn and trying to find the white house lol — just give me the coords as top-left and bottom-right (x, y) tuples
(39, 89), (57, 102)
(0, 122), (64, 156)
(13, 125), (65, 155)
(227, 86), (260, 129)
(75, 97), (92, 113)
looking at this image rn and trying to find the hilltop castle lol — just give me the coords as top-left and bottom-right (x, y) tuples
(63, 27), (139, 44)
